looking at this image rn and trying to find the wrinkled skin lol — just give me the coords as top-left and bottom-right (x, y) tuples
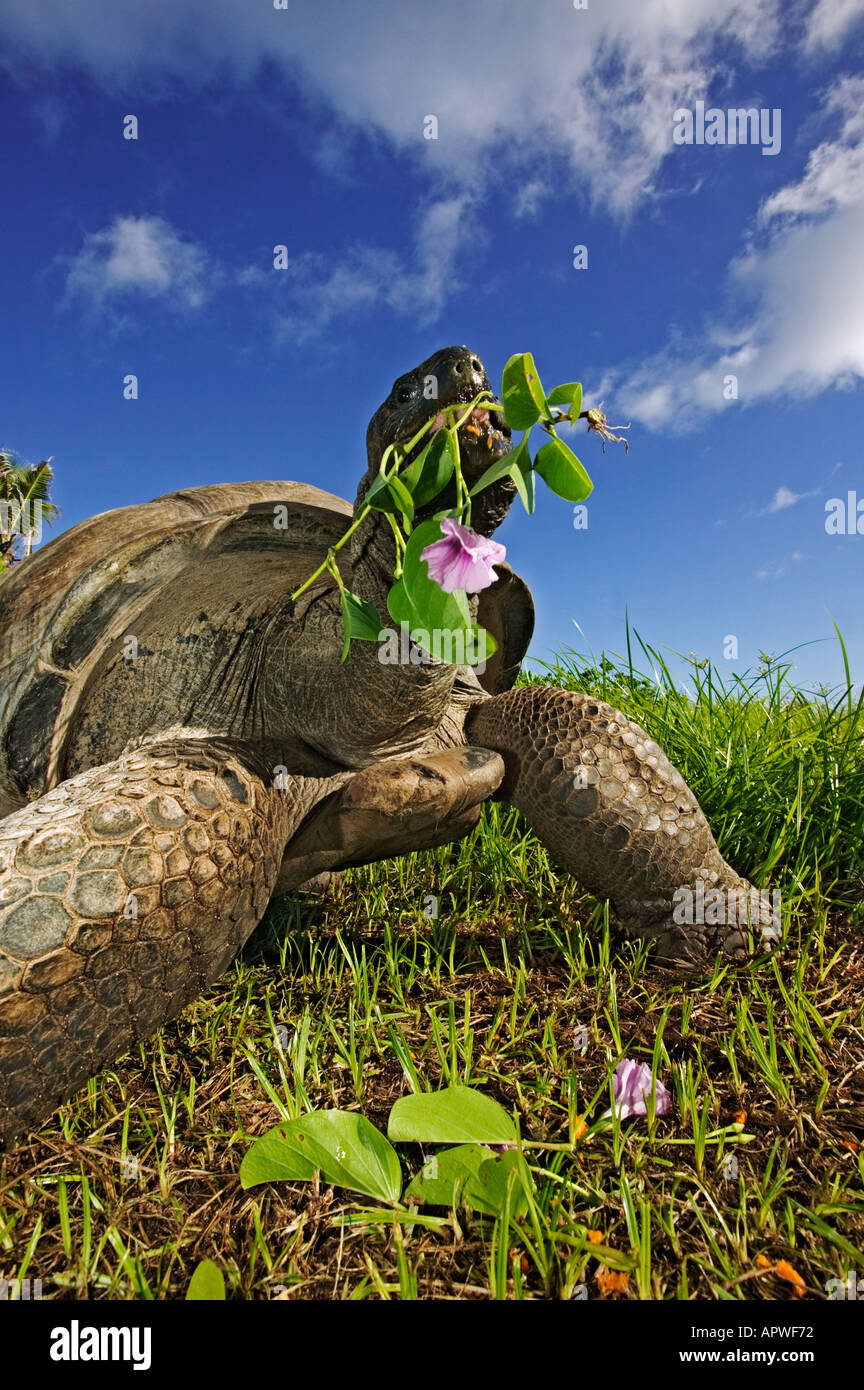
(0, 345), (771, 1147)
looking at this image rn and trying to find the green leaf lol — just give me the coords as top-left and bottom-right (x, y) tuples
(340, 588), (384, 662)
(392, 520), (496, 667)
(402, 1145), (528, 1217)
(365, 472), (414, 521)
(472, 1149), (529, 1218)
(511, 466), (534, 515)
(400, 525), (475, 642)
(387, 576), (496, 668)
(399, 518), (450, 605)
(404, 1144), (492, 1207)
(468, 444), (521, 498)
(388, 474), (415, 521)
(534, 437), (594, 503)
(364, 472), (396, 512)
(388, 1086), (517, 1145)
(386, 575), (413, 627)
(186, 1259), (226, 1301)
(402, 429), (456, 508)
(500, 352), (547, 430)
(508, 436), (536, 515)
(546, 382), (583, 416)
(240, 1111), (403, 1203)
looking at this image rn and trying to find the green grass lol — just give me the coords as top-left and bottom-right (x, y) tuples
(1, 637), (863, 1300)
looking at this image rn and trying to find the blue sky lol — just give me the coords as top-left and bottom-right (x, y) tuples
(1, 0), (863, 690)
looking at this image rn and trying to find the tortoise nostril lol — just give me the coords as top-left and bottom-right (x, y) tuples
(471, 358), (481, 373)
(454, 361), (463, 373)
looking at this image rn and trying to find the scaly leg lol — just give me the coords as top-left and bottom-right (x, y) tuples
(467, 687), (775, 963)
(0, 740), (298, 1147)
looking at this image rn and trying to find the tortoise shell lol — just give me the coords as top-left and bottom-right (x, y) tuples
(0, 482), (533, 816)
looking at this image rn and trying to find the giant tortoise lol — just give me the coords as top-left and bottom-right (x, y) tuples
(0, 345), (772, 1146)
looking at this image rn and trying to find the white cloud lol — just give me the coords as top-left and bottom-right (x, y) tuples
(612, 78), (864, 429)
(63, 214), (213, 312)
(11, 0), (859, 389)
(803, 0), (864, 50)
(0, 0), (782, 217)
(756, 551), (804, 580)
(269, 195), (475, 343)
(60, 193), (472, 340)
(744, 483), (820, 519)
(759, 76), (864, 223)
(765, 485), (815, 512)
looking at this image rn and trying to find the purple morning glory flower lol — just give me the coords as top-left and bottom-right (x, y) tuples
(604, 1059), (671, 1121)
(420, 518), (506, 594)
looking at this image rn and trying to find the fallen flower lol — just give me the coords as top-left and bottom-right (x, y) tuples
(774, 1260), (807, 1297)
(595, 1267), (629, 1296)
(604, 1059), (671, 1121)
(757, 1255), (806, 1297)
(420, 518), (506, 594)
(761, 1256), (811, 1295)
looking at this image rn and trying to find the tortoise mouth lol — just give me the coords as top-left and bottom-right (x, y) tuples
(399, 403), (512, 478)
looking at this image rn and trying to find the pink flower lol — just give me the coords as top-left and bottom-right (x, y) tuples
(420, 518), (506, 594)
(604, 1059), (671, 1121)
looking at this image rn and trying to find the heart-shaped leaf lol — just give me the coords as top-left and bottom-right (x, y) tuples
(186, 1259), (226, 1301)
(534, 437), (594, 503)
(402, 429), (456, 508)
(388, 577), (494, 667)
(404, 1144), (489, 1204)
(392, 520), (496, 666)
(501, 353), (547, 430)
(388, 1086), (517, 1145)
(340, 588), (384, 662)
(403, 1144), (528, 1217)
(472, 1149), (529, 1217)
(240, 1111), (402, 1204)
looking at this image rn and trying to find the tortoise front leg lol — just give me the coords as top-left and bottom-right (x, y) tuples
(0, 741), (298, 1147)
(467, 687), (775, 963)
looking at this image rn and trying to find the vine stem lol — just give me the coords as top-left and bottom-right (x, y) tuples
(386, 513), (407, 577)
(289, 389), (499, 601)
(290, 512), (368, 601)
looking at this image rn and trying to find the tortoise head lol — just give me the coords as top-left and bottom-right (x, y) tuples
(364, 345), (515, 536)
(356, 347), (533, 695)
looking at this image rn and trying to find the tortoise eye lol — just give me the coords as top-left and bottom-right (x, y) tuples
(396, 386), (413, 403)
